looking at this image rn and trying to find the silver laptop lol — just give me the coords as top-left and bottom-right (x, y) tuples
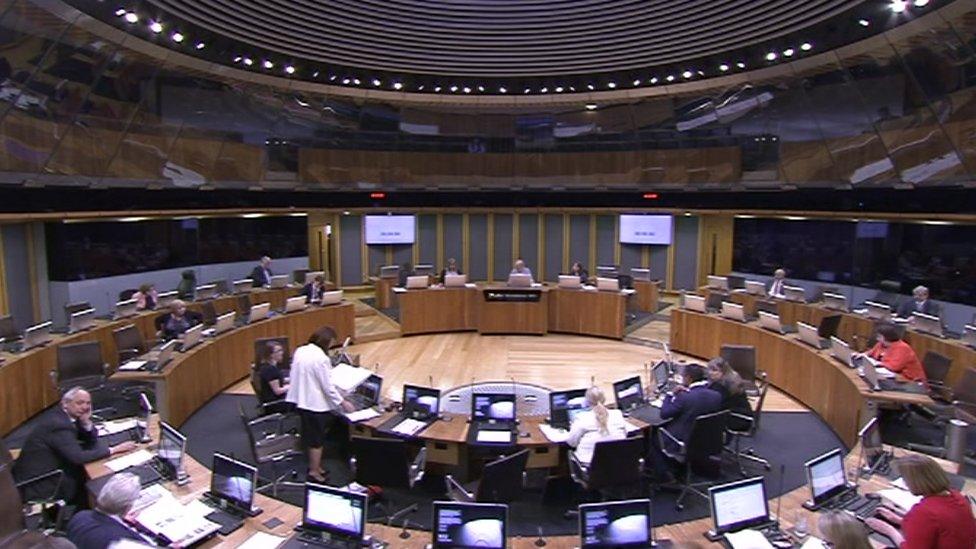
(783, 285), (806, 303)
(744, 280), (766, 296)
(682, 293), (707, 313)
(822, 292), (849, 312)
(758, 311), (794, 334)
(558, 275), (581, 289)
(248, 302), (271, 323)
(858, 356), (883, 391)
(863, 301), (891, 321)
(630, 268), (651, 282)
(180, 322), (204, 352)
(596, 277), (619, 292)
(320, 290), (343, 306)
(284, 295), (307, 313)
(962, 325), (976, 349)
(911, 312), (943, 338)
(213, 311), (235, 334)
(797, 321), (827, 349)
(23, 321), (53, 350)
(114, 299), (139, 320)
(444, 273), (467, 288)
(720, 301), (747, 322)
(829, 336), (854, 368)
(233, 279), (254, 294)
(269, 275), (290, 289)
(304, 271), (325, 285)
(195, 284), (216, 301)
(69, 308), (97, 334)
(156, 291), (178, 308)
(707, 275), (729, 291)
(406, 275), (429, 289)
(507, 273), (532, 287)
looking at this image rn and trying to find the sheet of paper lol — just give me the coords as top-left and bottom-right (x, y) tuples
(135, 496), (219, 545)
(97, 418), (138, 436)
(879, 488), (922, 512)
(238, 531), (286, 549)
(476, 430), (512, 443)
(392, 287), (407, 294)
(800, 537), (828, 549)
(621, 288), (637, 295)
(330, 364), (372, 393)
(118, 360), (147, 371)
(891, 477), (908, 490)
(391, 418), (427, 436)
(345, 408), (381, 423)
(132, 483), (171, 512)
(624, 420), (642, 434)
(105, 449), (154, 472)
(464, 283), (477, 288)
(725, 529), (775, 549)
(538, 424), (570, 443)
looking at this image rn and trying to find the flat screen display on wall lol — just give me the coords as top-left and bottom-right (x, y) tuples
(365, 215), (416, 245)
(619, 215), (673, 245)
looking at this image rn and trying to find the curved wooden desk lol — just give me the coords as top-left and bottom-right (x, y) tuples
(670, 309), (932, 447)
(0, 287), (299, 437)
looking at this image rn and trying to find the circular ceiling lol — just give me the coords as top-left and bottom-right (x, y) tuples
(148, 0), (863, 77)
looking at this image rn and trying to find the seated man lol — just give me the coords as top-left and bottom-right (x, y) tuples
(648, 363), (723, 481)
(509, 259), (533, 280)
(13, 388), (135, 506)
(896, 285), (939, 318)
(439, 258), (462, 284)
(396, 262), (415, 288)
(767, 268), (788, 298)
(67, 472), (148, 549)
(302, 275), (326, 303)
(250, 256), (273, 287)
(855, 324), (927, 383)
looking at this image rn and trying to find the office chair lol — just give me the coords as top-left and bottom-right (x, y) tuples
(236, 294), (253, 316)
(349, 436), (426, 521)
(0, 315), (19, 342)
(63, 301), (92, 318)
(569, 437), (644, 502)
(725, 379), (771, 475)
(705, 291), (726, 313)
(658, 410), (729, 510)
(616, 274), (633, 290)
(53, 341), (109, 395)
(921, 351), (953, 401)
(118, 289), (138, 302)
(112, 324), (149, 363)
(2, 440), (65, 533)
(873, 280), (902, 306)
(445, 449), (529, 504)
(720, 344), (762, 394)
(238, 403), (302, 497)
(199, 301), (217, 326)
(908, 369), (976, 467)
(293, 269), (310, 285)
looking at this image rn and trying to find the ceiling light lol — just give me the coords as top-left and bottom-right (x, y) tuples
(800, 42), (812, 51)
(523, 88), (531, 94)
(890, 1), (907, 13)
(329, 75), (337, 81)
(682, 70), (693, 79)
(434, 86), (442, 92)
(450, 85), (458, 92)
(285, 65), (296, 75)
(555, 86), (564, 92)
(115, 8), (127, 16)
(540, 87), (549, 93)
(633, 79), (641, 86)
(149, 21), (162, 33)
(341, 77), (350, 84)
(587, 84), (595, 90)
(477, 85), (485, 92)
(417, 85), (424, 90)
(783, 48), (795, 57)
(585, 103), (598, 110)
(858, 18), (870, 26)
(499, 86), (507, 93)
(607, 82), (616, 89)
(263, 60), (274, 69)
(765, 52), (777, 61)
(243, 57), (254, 66)
(666, 75), (675, 82)
(650, 77), (659, 84)
(719, 64), (730, 72)
(372, 78), (381, 86)
(233, 56), (242, 63)
(124, 12), (138, 23)
(736, 62), (746, 69)
(195, 42), (206, 50)
(392, 82), (403, 90)
(462, 86), (471, 93)
(913, 0), (929, 6)
(171, 32), (184, 43)
(353, 78), (361, 85)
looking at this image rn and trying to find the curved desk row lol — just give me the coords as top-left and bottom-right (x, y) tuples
(0, 287), (300, 437)
(727, 292), (976, 388)
(670, 309), (933, 447)
(397, 286), (630, 339)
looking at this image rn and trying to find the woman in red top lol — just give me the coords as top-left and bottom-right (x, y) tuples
(866, 454), (976, 548)
(861, 324), (926, 382)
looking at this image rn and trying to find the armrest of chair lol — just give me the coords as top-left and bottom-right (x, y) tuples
(444, 474), (474, 503)
(657, 427), (685, 459)
(568, 452), (588, 486)
(15, 469), (63, 504)
(259, 398), (289, 413)
(409, 447), (427, 485)
(729, 412), (756, 433)
(248, 412), (286, 438)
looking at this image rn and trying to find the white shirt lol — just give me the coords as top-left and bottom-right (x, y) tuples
(285, 344), (344, 412)
(566, 408), (628, 466)
(768, 279), (784, 298)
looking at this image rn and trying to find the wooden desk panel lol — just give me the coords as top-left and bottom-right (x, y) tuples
(547, 289), (626, 339)
(633, 280), (660, 313)
(373, 277), (396, 310)
(399, 288), (478, 335)
(478, 289), (549, 335)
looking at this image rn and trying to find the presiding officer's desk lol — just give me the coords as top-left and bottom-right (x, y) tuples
(396, 284), (629, 339)
(725, 292), (976, 388)
(0, 286), (301, 437)
(670, 308), (934, 447)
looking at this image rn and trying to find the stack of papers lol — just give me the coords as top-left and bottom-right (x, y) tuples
(725, 529), (775, 549)
(105, 449), (154, 472)
(118, 360), (147, 371)
(134, 492), (220, 546)
(97, 418), (138, 436)
(330, 364), (373, 392)
(879, 488), (922, 512)
(238, 532), (286, 549)
(476, 431), (512, 443)
(391, 418), (428, 436)
(345, 408), (381, 423)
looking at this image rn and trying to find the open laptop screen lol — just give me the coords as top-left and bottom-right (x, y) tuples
(432, 501), (507, 549)
(211, 453), (256, 511)
(471, 393), (516, 422)
(157, 421), (186, 477)
(579, 499), (652, 548)
(548, 388), (587, 427)
(403, 384), (441, 417)
(613, 376), (644, 411)
(805, 448), (847, 505)
(302, 483), (366, 540)
(709, 477), (770, 534)
(355, 374), (383, 404)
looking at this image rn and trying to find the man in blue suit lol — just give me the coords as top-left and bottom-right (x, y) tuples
(67, 472), (148, 549)
(649, 363), (723, 482)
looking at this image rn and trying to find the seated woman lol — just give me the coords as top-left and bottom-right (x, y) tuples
(866, 454), (976, 548)
(256, 341), (293, 414)
(857, 324), (927, 383)
(566, 386), (628, 467)
(133, 283), (158, 311)
(439, 257), (462, 284)
(569, 261), (589, 284)
(155, 299), (202, 340)
(705, 357), (754, 431)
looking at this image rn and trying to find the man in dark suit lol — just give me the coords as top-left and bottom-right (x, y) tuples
(249, 256), (273, 287)
(302, 275), (325, 303)
(67, 472), (147, 549)
(896, 285), (940, 318)
(13, 388), (136, 505)
(648, 363), (723, 481)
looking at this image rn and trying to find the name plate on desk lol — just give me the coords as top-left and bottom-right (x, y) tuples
(483, 289), (542, 302)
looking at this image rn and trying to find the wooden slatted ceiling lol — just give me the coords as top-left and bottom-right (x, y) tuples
(146, 0), (861, 77)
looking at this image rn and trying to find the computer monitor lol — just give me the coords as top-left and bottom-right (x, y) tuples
(248, 302), (270, 323)
(859, 416), (884, 464)
(320, 290), (343, 306)
(720, 302), (746, 322)
(829, 336), (853, 367)
(612, 376), (644, 411)
(471, 393), (516, 422)
(744, 280), (766, 296)
(579, 499), (652, 549)
(548, 388), (587, 428)
(268, 275), (290, 289)
(726, 275), (746, 290)
(707, 275), (729, 291)
(210, 453), (257, 512)
(0, 315), (19, 341)
(444, 274), (467, 288)
(708, 476), (770, 535)
(912, 312), (943, 337)
(232, 279), (254, 294)
(23, 321), (52, 350)
(864, 301), (891, 321)
(355, 374), (383, 405)
(68, 308), (96, 333)
(650, 360), (671, 392)
(704, 292), (725, 312)
(596, 265), (618, 278)
(180, 322), (204, 352)
(284, 296), (307, 313)
(432, 501), (507, 549)
(214, 311), (236, 334)
(804, 448), (848, 506)
(403, 384), (441, 418)
(558, 275), (582, 289)
(630, 268), (651, 282)
(114, 299), (139, 320)
(817, 314), (842, 339)
(406, 275), (430, 289)
(157, 421), (187, 478)
(596, 277), (619, 292)
(301, 483), (366, 543)
(378, 265), (399, 279)
(796, 321), (823, 348)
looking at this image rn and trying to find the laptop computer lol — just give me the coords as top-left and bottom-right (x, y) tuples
(579, 499), (654, 549)
(179, 323), (204, 352)
(113, 299), (139, 320)
(432, 501), (507, 549)
(828, 336), (855, 368)
(612, 376), (662, 424)
(558, 275), (582, 289)
(269, 275), (290, 289)
(124, 421), (186, 487)
(744, 280), (766, 296)
(378, 265), (399, 279)
(706, 477), (776, 541)
(797, 321), (829, 349)
(345, 374), (382, 411)
(548, 388), (588, 431)
(630, 268), (651, 282)
(444, 274), (467, 287)
(507, 273), (532, 288)
(855, 355), (903, 392)
(20, 321), (53, 351)
(782, 285), (806, 303)
(822, 292), (849, 312)
(284, 296), (307, 314)
(911, 312), (944, 338)
(213, 311), (236, 335)
(287, 483), (366, 549)
(596, 277), (619, 292)
(681, 293), (707, 313)
(863, 301), (891, 321)
(68, 308), (97, 334)
(757, 311), (796, 334)
(720, 301), (752, 323)
(706, 275), (729, 291)
(858, 417), (892, 477)
(414, 264), (435, 277)
(305, 271), (325, 285)
(378, 384), (441, 437)
(201, 452), (261, 535)
(406, 275), (430, 289)
(120, 339), (177, 372)
(247, 302), (271, 324)
(195, 284), (217, 301)
(320, 290), (343, 306)
(469, 393), (517, 445)
(232, 279), (254, 294)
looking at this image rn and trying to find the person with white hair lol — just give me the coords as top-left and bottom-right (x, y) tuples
(249, 255), (273, 287)
(767, 268), (788, 298)
(566, 386), (629, 466)
(13, 387), (136, 505)
(897, 285), (940, 318)
(67, 473), (148, 549)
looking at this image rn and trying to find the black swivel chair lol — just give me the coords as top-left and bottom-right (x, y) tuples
(909, 369), (976, 467)
(725, 380), (771, 475)
(720, 344), (762, 395)
(569, 437), (645, 502)
(920, 351), (952, 401)
(118, 289), (138, 302)
(53, 341), (109, 395)
(349, 436), (426, 521)
(112, 324), (149, 364)
(238, 403), (302, 496)
(658, 410), (729, 510)
(2, 440), (65, 533)
(237, 294), (253, 316)
(705, 292), (726, 313)
(446, 449), (530, 503)
(0, 315), (19, 342)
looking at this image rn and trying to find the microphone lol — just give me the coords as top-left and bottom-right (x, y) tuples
(399, 517), (412, 539)
(774, 463), (786, 530)
(385, 503), (418, 528)
(534, 525), (546, 547)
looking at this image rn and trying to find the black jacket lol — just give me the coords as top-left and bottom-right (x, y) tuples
(67, 510), (145, 549)
(250, 265), (272, 287)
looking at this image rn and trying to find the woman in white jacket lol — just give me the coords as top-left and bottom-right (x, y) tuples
(566, 386), (629, 466)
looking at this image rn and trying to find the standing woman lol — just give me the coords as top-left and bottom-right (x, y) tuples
(286, 326), (354, 482)
(566, 386), (628, 467)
